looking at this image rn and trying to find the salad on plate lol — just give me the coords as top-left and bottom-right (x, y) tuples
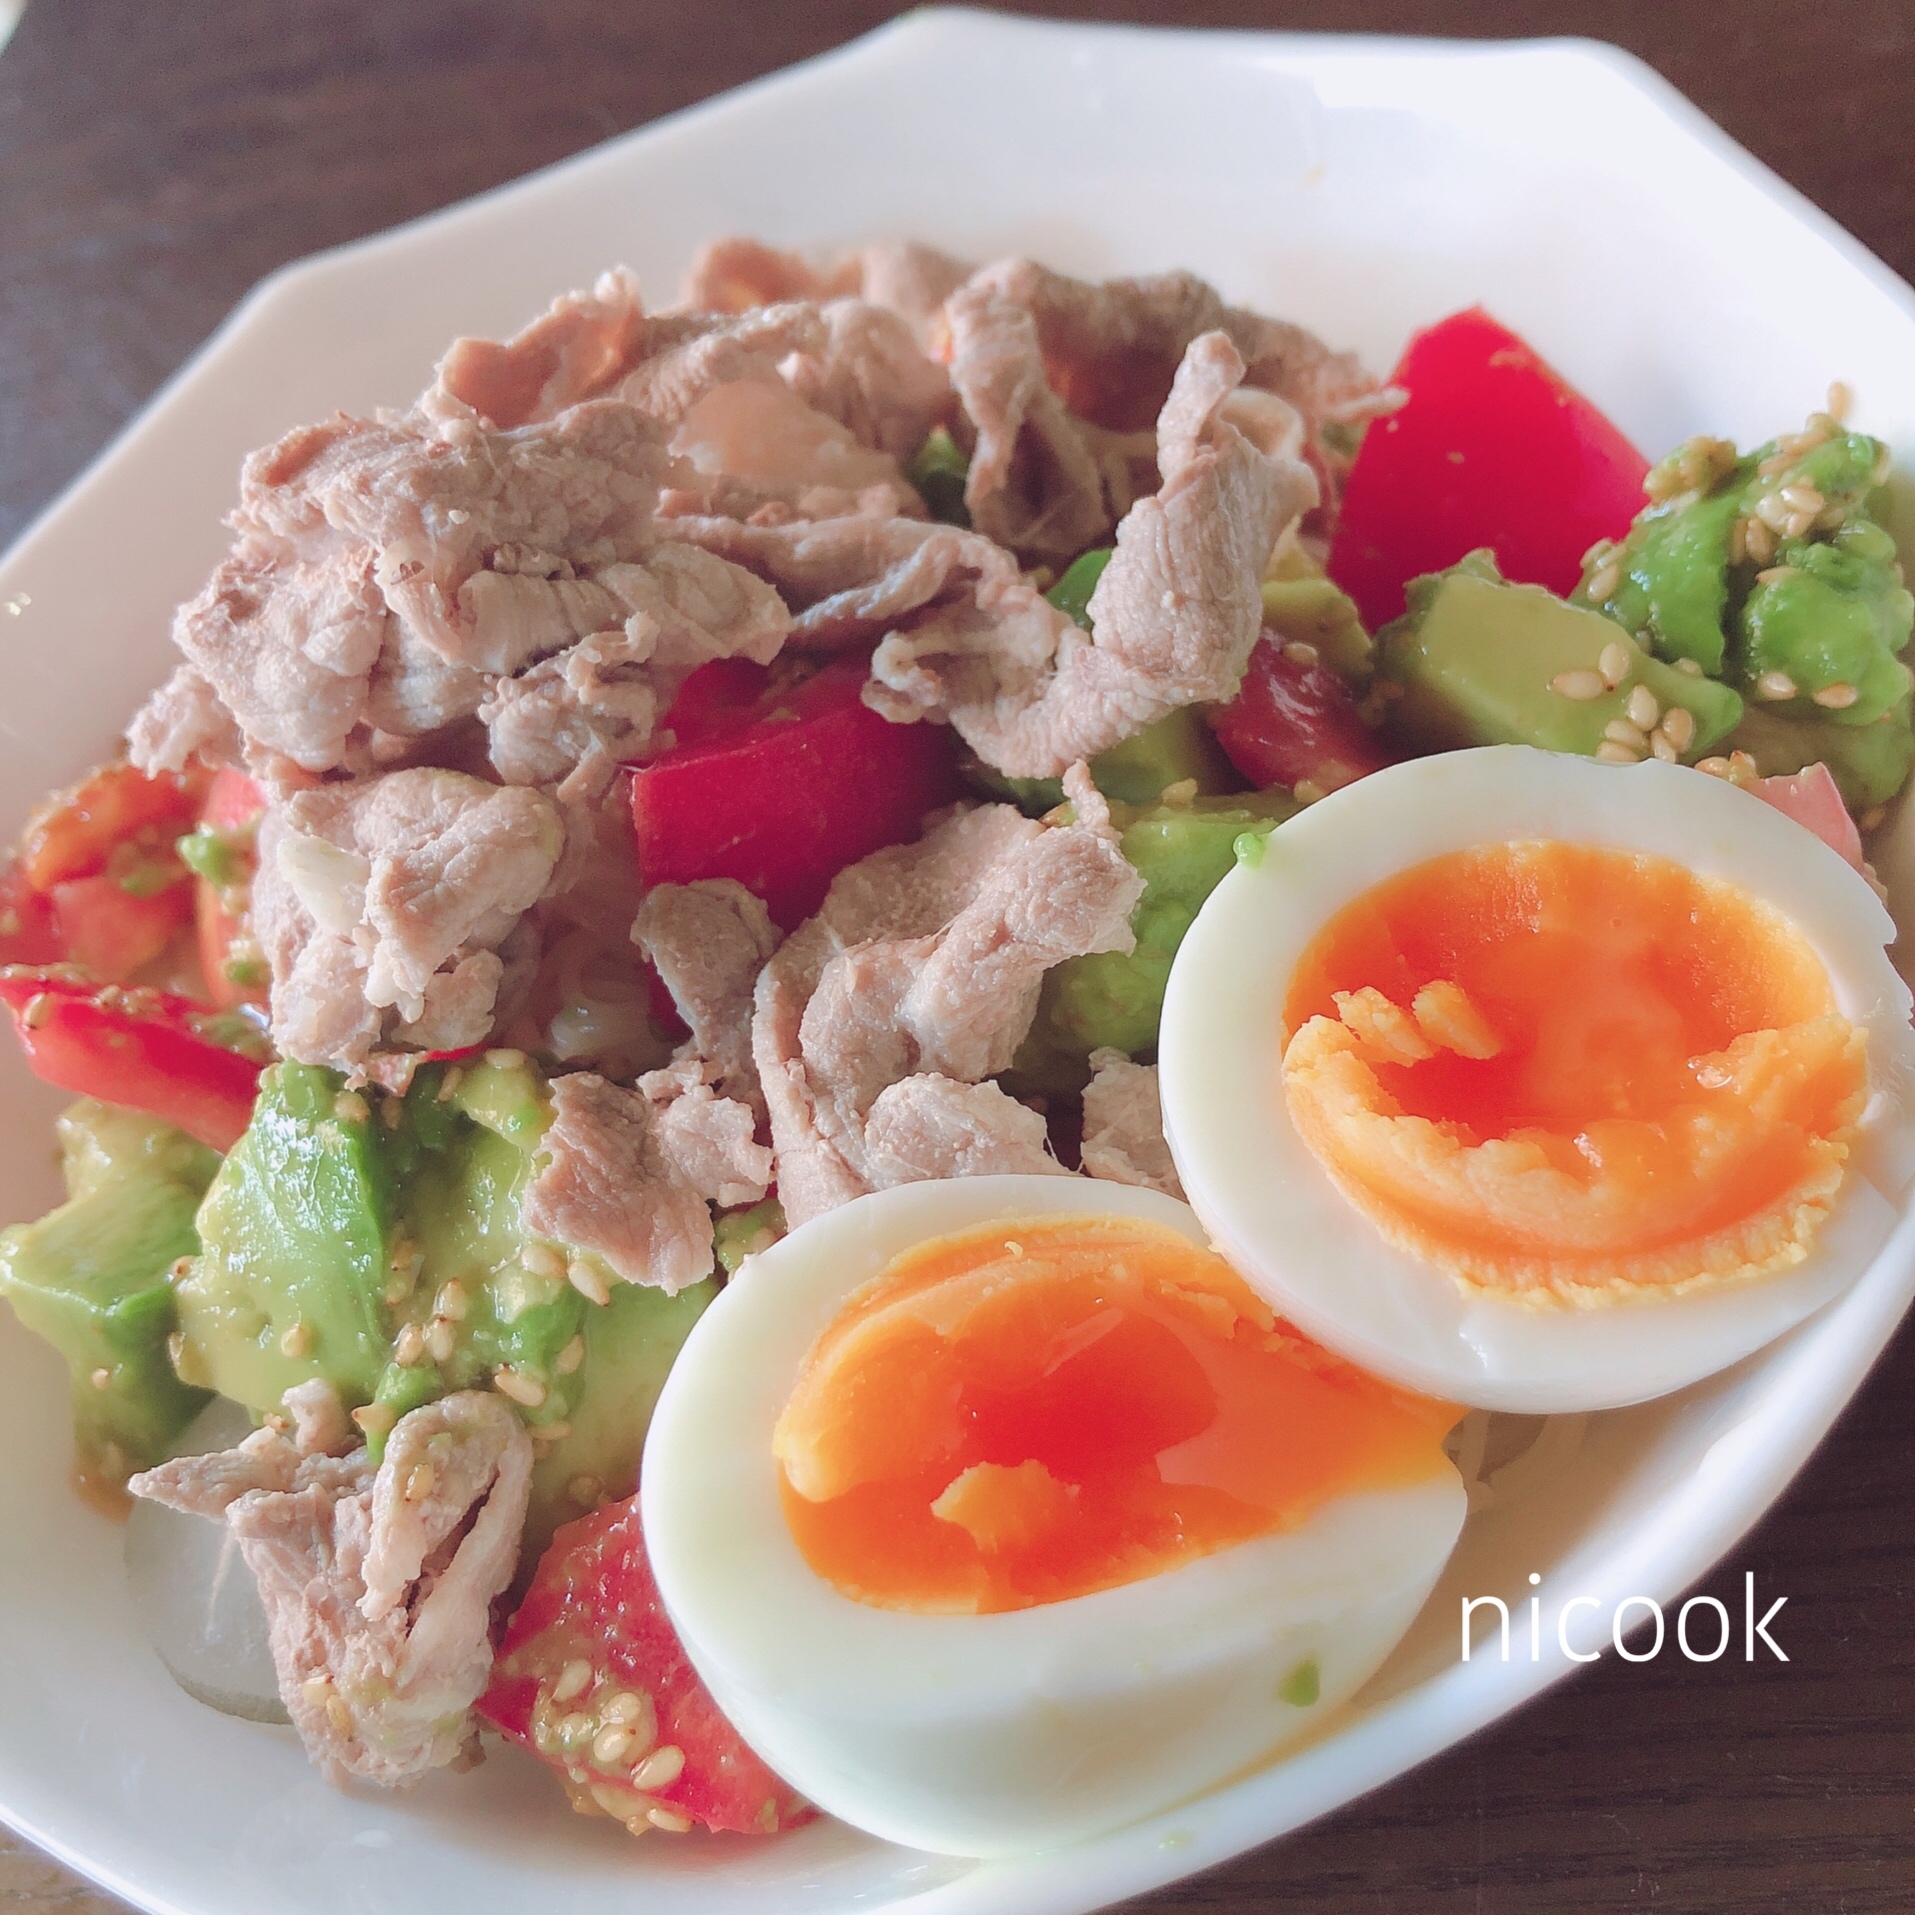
(1, 233), (1911, 1858)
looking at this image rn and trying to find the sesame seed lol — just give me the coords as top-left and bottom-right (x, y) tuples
(1779, 483), (1825, 515)
(632, 1744), (686, 1792)
(1597, 641), (1632, 689)
(166, 1329), (187, 1372)
(494, 1364), (547, 1409)
(1755, 566), (1797, 585)
(568, 1258), (611, 1306)
(425, 1318), (456, 1366)
(485, 1048), (527, 1071)
(1550, 670), (1608, 701)
(552, 1660), (593, 1704)
(600, 1690), (651, 1732)
(1625, 684), (1661, 731)
(434, 1281), (469, 1322)
(1728, 750), (1760, 784)
(394, 1322), (428, 1367)
(325, 1694), (353, 1736)
(1003, 1239), (1025, 1259)
(1293, 778), (1326, 805)
(435, 1066), (464, 1103)
(1587, 564), (1621, 603)
(300, 1675), (334, 1709)
(1727, 516), (1749, 564)
(1604, 719), (1649, 749)
(1695, 755), (1732, 778)
(1582, 538), (1617, 569)
(20, 993), (51, 1030)
(1660, 706), (1697, 753)
(567, 1473), (603, 1509)
(1812, 682), (1859, 709)
(1159, 777), (1198, 808)
(558, 1711), (596, 1752)
(332, 1091), (369, 1124)
(593, 1726), (636, 1768)
(1783, 511), (1818, 541)
(522, 1241), (565, 1282)
(89, 1366), (112, 1391)
(588, 1782), (632, 1820)
(1650, 732), (1679, 762)
(403, 1462), (436, 1503)
(1826, 381), (1854, 422)
(1743, 517), (1777, 565)
(280, 1321), (314, 1359)
(1756, 671), (1798, 701)
(1861, 805), (1888, 832)
(1595, 740), (1642, 765)
(555, 1334), (585, 1376)
(1281, 640), (1319, 667)
(529, 1421), (572, 1448)
(647, 1808), (693, 1834)
(350, 1403), (396, 1441)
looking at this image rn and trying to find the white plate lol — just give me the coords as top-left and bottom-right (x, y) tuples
(3, 12), (1915, 1915)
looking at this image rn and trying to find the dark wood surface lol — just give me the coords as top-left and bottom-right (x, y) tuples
(3, 3), (1914, 1911)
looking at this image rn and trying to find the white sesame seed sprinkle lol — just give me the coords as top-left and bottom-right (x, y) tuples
(1597, 641), (1632, 689)
(1625, 684), (1661, 731)
(1756, 671), (1798, 701)
(1812, 682), (1859, 709)
(1595, 740), (1642, 764)
(1551, 669), (1608, 701)
(552, 1660), (593, 1704)
(632, 1744), (686, 1792)
(1604, 719), (1649, 749)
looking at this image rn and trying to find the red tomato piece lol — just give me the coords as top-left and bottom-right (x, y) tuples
(1327, 308), (1650, 633)
(633, 658), (961, 931)
(478, 1496), (811, 1838)
(50, 876), (194, 983)
(191, 771), (269, 1010)
(0, 970), (265, 1152)
(19, 762), (208, 894)
(0, 861), (62, 966)
(1208, 634), (1397, 794)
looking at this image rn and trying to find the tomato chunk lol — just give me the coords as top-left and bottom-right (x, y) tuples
(478, 1496), (811, 1838)
(0, 970), (265, 1152)
(1209, 634), (1396, 795)
(19, 762), (208, 894)
(185, 771), (268, 1009)
(50, 876), (194, 983)
(1327, 308), (1650, 633)
(633, 658), (961, 931)
(0, 861), (62, 966)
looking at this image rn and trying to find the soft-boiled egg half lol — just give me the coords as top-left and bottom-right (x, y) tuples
(641, 1175), (1466, 1857)
(1160, 745), (1915, 1414)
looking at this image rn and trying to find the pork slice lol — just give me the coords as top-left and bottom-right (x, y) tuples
(610, 304), (827, 431)
(130, 1389), (529, 1790)
(853, 241), (972, 346)
(679, 238), (854, 313)
(171, 545), (389, 774)
(234, 400), (671, 675)
(946, 283), (1112, 562)
(861, 1075), (1069, 1189)
(668, 513), (1029, 652)
(631, 879), (780, 1109)
(1080, 1049), (1184, 1199)
(422, 267), (652, 432)
(784, 298), (952, 460)
(869, 331), (1317, 778)
(519, 1071), (716, 1293)
(393, 948), (504, 1052)
(678, 237), (970, 350)
(362, 618), (490, 741)
(639, 1056), (773, 1209)
(752, 779), (1140, 1224)
(126, 664), (244, 775)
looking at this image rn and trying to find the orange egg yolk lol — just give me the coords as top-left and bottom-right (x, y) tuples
(1282, 841), (1868, 1302)
(773, 1215), (1459, 1615)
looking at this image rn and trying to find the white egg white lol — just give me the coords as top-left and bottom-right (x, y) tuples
(1159, 745), (1915, 1415)
(640, 1174), (1466, 1859)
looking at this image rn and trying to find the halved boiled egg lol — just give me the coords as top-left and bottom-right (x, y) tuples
(1159, 746), (1915, 1413)
(641, 1174), (1466, 1857)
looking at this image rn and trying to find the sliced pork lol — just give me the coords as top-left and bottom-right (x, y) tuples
(868, 331), (1317, 777)
(130, 1389), (532, 1790)
(1080, 1049), (1185, 1199)
(520, 1070), (765, 1293)
(752, 767), (1142, 1226)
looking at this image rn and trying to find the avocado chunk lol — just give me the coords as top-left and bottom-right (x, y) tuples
(1581, 427), (1913, 730)
(521, 1277), (715, 1568)
(1720, 697), (1915, 811)
(1013, 790), (1296, 1091)
(0, 1102), (218, 1490)
(967, 705), (1240, 816)
(176, 1062), (398, 1418)
(1377, 552), (1743, 760)
(1260, 574), (1373, 680)
(714, 1198), (786, 1274)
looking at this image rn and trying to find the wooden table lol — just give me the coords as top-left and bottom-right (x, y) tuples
(3, 2), (1914, 1910)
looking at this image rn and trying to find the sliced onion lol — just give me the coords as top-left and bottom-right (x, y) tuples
(124, 1397), (289, 1724)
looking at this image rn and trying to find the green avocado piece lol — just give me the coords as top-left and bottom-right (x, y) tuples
(713, 1198), (786, 1274)
(176, 1063), (395, 1417)
(1377, 554), (1743, 760)
(1260, 575), (1373, 680)
(1740, 533), (1914, 725)
(1047, 547), (1113, 630)
(1585, 486), (1744, 674)
(1721, 697), (1915, 811)
(1013, 791), (1296, 1091)
(521, 1277), (715, 1570)
(965, 706), (1240, 815)
(0, 1102), (218, 1487)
